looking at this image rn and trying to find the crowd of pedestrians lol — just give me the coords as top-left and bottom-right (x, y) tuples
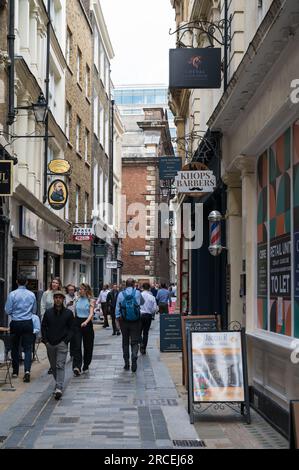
(4, 275), (177, 400)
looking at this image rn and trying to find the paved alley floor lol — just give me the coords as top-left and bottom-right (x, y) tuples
(0, 318), (289, 450)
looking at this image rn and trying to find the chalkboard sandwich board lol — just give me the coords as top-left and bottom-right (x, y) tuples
(160, 314), (182, 352)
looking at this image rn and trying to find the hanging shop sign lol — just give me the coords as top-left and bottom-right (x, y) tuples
(0, 161), (13, 196)
(159, 157), (182, 180)
(187, 329), (251, 424)
(63, 244), (82, 260)
(94, 245), (106, 257)
(48, 159), (71, 175)
(106, 261), (118, 269)
(73, 227), (94, 241)
(47, 179), (68, 210)
(175, 170), (216, 194)
(169, 48), (221, 89)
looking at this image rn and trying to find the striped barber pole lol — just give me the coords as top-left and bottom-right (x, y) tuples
(210, 221), (221, 246)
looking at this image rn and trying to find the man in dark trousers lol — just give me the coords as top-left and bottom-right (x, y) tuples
(5, 275), (37, 383)
(115, 278), (143, 372)
(41, 291), (74, 400)
(106, 284), (120, 335)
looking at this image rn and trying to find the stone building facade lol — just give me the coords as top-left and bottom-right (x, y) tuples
(170, 0), (299, 435)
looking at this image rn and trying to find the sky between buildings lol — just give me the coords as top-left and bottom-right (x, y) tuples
(100, 0), (176, 86)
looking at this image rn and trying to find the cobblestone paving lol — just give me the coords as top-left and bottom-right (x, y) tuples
(1, 320), (198, 449)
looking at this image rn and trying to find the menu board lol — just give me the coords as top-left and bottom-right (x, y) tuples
(160, 314), (182, 352)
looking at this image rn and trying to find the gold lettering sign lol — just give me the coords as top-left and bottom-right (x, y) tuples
(48, 159), (71, 175)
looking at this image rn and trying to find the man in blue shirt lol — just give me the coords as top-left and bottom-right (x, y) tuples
(115, 278), (143, 372)
(156, 283), (172, 314)
(5, 275), (37, 382)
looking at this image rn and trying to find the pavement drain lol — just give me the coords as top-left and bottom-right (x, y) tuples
(173, 439), (206, 448)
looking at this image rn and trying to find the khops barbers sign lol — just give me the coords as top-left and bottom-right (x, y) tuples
(169, 48), (221, 89)
(175, 170), (216, 194)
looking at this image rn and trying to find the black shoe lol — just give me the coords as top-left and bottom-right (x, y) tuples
(48, 368), (53, 375)
(140, 347), (146, 355)
(73, 368), (81, 376)
(23, 372), (30, 383)
(116, 331), (121, 336)
(131, 361), (137, 373)
(54, 389), (62, 400)
(112, 332), (117, 336)
(82, 366), (89, 373)
(124, 363), (130, 370)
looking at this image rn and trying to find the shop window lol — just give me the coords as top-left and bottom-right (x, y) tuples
(256, 125), (297, 337)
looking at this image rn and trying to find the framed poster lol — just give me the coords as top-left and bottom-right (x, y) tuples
(181, 315), (219, 386)
(187, 329), (251, 424)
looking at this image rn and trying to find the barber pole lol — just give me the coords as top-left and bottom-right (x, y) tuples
(208, 210), (223, 256)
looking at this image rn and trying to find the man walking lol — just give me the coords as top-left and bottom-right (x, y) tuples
(156, 283), (172, 314)
(107, 284), (120, 335)
(5, 275), (37, 382)
(41, 291), (74, 400)
(115, 278), (143, 372)
(140, 283), (157, 355)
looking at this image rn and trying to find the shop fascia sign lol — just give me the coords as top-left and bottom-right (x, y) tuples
(175, 169), (216, 194)
(72, 227), (94, 241)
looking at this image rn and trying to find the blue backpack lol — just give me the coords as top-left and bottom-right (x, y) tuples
(120, 289), (140, 322)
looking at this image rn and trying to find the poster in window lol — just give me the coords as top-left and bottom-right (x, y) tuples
(294, 121), (299, 338)
(257, 152), (268, 330)
(191, 331), (245, 403)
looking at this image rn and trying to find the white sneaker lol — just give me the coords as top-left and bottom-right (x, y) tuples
(54, 389), (62, 400)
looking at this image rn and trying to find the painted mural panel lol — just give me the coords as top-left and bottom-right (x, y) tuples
(269, 129), (292, 336)
(294, 121), (299, 338)
(257, 152), (268, 330)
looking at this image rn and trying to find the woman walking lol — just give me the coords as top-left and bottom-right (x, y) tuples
(72, 283), (95, 376)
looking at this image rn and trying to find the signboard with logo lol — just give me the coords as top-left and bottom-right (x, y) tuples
(73, 227), (94, 241)
(48, 179), (68, 210)
(94, 245), (106, 257)
(48, 159), (71, 175)
(63, 244), (82, 260)
(187, 329), (251, 424)
(169, 48), (221, 89)
(175, 170), (216, 194)
(159, 157), (182, 180)
(0, 161), (13, 196)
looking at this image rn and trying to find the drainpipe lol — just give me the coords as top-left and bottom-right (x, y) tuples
(7, 0), (15, 126)
(43, 0), (51, 203)
(109, 99), (114, 225)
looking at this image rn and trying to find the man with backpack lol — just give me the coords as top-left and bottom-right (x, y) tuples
(115, 278), (144, 372)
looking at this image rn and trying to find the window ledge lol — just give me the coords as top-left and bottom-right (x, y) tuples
(76, 151), (83, 159)
(67, 141), (73, 149)
(86, 96), (91, 105)
(77, 81), (83, 92)
(84, 160), (91, 168)
(67, 65), (74, 75)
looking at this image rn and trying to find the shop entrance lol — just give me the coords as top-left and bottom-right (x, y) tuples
(43, 252), (60, 290)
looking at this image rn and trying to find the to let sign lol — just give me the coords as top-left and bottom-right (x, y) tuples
(175, 170), (216, 194)
(73, 227), (94, 241)
(0, 161), (13, 196)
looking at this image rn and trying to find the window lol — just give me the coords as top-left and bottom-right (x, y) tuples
(77, 47), (82, 84)
(99, 104), (104, 146)
(99, 166), (103, 218)
(84, 192), (89, 224)
(105, 113), (109, 155)
(66, 28), (72, 66)
(256, 123), (299, 338)
(76, 116), (81, 153)
(84, 128), (89, 162)
(93, 162), (98, 210)
(65, 102), (71, 140)
(93, 96), (98, 136)
(85, 64), (90, 98)
(75, 185), (80, 223)
(100, 42), (105, 84)
(94, 27), (99, 71)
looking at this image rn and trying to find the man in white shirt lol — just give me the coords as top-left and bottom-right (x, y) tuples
(97, 285), (110, 328)
(140, 283), (157, 355)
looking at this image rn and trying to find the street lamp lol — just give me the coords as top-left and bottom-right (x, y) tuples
(31, 92), (48, 124)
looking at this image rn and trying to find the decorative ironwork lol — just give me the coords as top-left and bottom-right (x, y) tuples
(228, 321), (242, 331)
(169, 19), (232, 49)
